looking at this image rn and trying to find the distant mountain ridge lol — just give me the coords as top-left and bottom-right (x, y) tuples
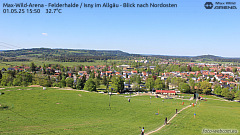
(192, 55), (222, 59)
(0, 48), (240, 62)
(1, 48), (136, 57)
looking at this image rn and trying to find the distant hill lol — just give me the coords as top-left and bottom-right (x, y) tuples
(192, 55), (222, 59)
(0, 48), (240, 63)
(1, 48), (134, 57)
(190, 55), (240, 62)
(0, 48), (138, 62)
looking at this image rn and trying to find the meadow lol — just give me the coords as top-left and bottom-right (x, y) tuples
(0, 87), (187, 134)
(154, 95), (240, 135)
(0, 59), (133, 69)
(0, 60), (106, 69)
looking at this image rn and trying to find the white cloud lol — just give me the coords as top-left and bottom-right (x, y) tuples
(41, 33), (48, 36)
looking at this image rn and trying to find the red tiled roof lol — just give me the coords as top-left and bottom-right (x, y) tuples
(209, 72), (216, 75)
(132, 70), (138, 73)
(189, 72), (196, 75)
(156, 90), (176, 93)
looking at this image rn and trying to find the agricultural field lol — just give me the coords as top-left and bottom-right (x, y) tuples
(0, 87), (187, 134)
(0, 59), (119, 69)
(0, 58), (135, 70)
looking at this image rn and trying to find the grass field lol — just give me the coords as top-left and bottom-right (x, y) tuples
(0, 60), (107, 69)
(1, 88), (239, 135)
(0, 59), (132, 69)
(154, 95), (240, 135)
(0, 87), (187, 134)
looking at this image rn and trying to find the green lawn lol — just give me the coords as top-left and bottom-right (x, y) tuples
(0, 87), (187, 134)
(153, 95), (240, 135)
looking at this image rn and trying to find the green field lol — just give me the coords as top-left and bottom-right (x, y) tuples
(0, 60), (106, 68)
(0, 59), (133, 69)
(0, 87), (187, 134)
(1, 88), (239, 135)
(154, 95), (240, 135)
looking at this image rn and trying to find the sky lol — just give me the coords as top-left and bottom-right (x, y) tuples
(0, 0), (239, 57)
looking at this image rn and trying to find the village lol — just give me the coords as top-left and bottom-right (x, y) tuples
(1, 59), (240, 101)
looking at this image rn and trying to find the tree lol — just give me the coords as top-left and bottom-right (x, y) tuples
(30, 62), (36, 72)
(132, 82), (139, 91)
(94, 78), (100, 88)
(235, 91), (240, 100)
(179, 83), (190, 93)
(112, 76), (124, 93)
(171, 77), (177, 86)
(40, 76), (52, 87)
(0, 73), (14, 86)
(14, 72), (33, 86)
(214, 85), (222, 95)
(200, 81), (212, 95)
(76, 78), (84, 90)
(102, 75), (108, 85)
(84, 78), (96, 91)
(165, 77), (171, 89)
(136, 75), (141, 84)
(154, 78), (165, 90)
(90, 71), (95, 79)
(60, 78), (66, 88)
(13, 78), (21, 86)
(221, 88), (229, 97)
(226, 92), (235, 100)
(146, 77), (155, 91)
(189, 79), (195, 93)
(196, 82), (202, 94)
(82, 74), (86, 84)
(96, 73), (101, 80)
(65, 78), (74, 88)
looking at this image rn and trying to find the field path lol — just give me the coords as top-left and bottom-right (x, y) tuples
(145, 105), (192, 135)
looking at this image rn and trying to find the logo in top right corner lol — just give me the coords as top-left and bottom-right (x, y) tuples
(204, 2), (237, 9)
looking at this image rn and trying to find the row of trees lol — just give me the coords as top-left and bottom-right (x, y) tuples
(0, 70), (125, 93)
(0, 71), (32, 86)
(178, 81), (212, 94)
(214, 85), (240, 100)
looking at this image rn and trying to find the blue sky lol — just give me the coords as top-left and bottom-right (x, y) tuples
(0, 0), (239, 57)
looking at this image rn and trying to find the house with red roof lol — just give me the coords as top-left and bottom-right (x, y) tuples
(209, 72), (216, 76)
(115, 72), (121, 75)
(131, 70), (138, 74)
(142, 71), (147, 77)
(78, 71), (87, 76)
(156, 90), (176, 95)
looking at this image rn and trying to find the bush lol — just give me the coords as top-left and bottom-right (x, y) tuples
(0, 104), (9, 110)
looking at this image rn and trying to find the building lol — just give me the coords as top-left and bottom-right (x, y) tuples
(156, 90), (176, 95)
